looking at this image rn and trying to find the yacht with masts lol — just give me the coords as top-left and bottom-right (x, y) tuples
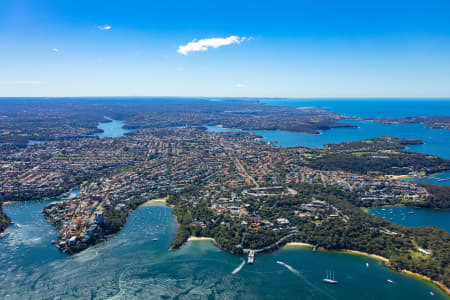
(323, 270), (338, 284)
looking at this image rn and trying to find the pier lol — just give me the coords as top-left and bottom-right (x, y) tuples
(243, 232), (301, 255)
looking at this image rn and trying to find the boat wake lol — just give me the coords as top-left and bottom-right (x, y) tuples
(276, 261), (300, 276)
(277, 261), (338, 300)
(232, 259), (245, 275)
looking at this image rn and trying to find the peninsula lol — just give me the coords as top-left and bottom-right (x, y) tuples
(0, 99), (449, 293)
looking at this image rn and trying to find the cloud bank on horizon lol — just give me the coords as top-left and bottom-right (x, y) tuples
(177, 36), (247, 55)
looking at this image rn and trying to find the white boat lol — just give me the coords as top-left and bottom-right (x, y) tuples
(366, 262), (369, 268)
(0, 232), (9, 239)
(16, 224), (22, 228)
(152, 238), (158, 241)
(387, 279), (393, 283)
(430, 291), (434, 296)
(248, 251), (255, 264)
(323, 270), (338, 284)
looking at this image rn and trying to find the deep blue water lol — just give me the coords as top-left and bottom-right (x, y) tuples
(206, 121), (450, 159)
(208, 99), (450, 159)
(402, 171), (450, 186)
(260, 99), (450, 118)
(368, 206), (450, 233)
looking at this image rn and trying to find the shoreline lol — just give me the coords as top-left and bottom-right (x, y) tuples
(3, 201), (17, 206)
(284, 242), (313, 248)
(185, 237), (449, 295)
(187, 236), (216, 242)
(366, 203), (450, 211)
(329, 249), (449, 295)
(401, 269), (450, 295)
(336, 249), (390, 264)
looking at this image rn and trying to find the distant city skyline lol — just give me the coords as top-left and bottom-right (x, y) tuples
(1, 0), (450, 97)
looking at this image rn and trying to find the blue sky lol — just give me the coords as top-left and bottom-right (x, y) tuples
(1, 0), (450, 97)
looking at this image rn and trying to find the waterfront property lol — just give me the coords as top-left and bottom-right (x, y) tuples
(0, 201), (448, 300)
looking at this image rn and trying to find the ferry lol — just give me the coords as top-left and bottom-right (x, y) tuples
(323, 270), (338, 284)
(248, 251), (255, 264)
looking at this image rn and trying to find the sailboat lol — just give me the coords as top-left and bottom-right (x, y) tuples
(323, 270), (338, 284)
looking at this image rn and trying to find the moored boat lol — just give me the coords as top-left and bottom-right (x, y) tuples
(248, 251), (255, 264)
(323, 270), (338, 284)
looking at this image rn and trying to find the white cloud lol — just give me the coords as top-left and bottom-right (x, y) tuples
(52, 48), (59, 53)
(235, 83), (247, 88)
(97, 25), (111, 31)
(177, 36), (247, 55)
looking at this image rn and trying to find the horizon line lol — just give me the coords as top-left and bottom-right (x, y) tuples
(1, 96), (450, 100)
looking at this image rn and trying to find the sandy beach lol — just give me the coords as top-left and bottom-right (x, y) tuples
(338, 250), (450, 295)
(387, 174), (412, 180)
(2, 201), (16, 206)
(337, 249), (390, 264)
(181, 235), (449, 294)
(284, 242), (313, 248)
(187, 236), (216, 242)
(139, 197), (168, 207)
(401, 269), (450, 295)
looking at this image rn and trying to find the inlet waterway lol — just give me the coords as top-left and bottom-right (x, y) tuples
(206, 120), (450, 159)
(257, 99), (450, 159)
(97, 118), (131, 138)
(0, 201), (447, 299)
(368, 206), (450, 233)
(401, 171), (450, 186)
(1, 100), (449, 298)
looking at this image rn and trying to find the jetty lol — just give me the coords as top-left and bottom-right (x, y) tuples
(243, 232), (300, 255)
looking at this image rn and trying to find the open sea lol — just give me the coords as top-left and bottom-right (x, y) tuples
(1, 98), (449, 299)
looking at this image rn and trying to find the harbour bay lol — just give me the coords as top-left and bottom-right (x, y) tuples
(1, 99), (450, 298)
(0, 201), (447, 299)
